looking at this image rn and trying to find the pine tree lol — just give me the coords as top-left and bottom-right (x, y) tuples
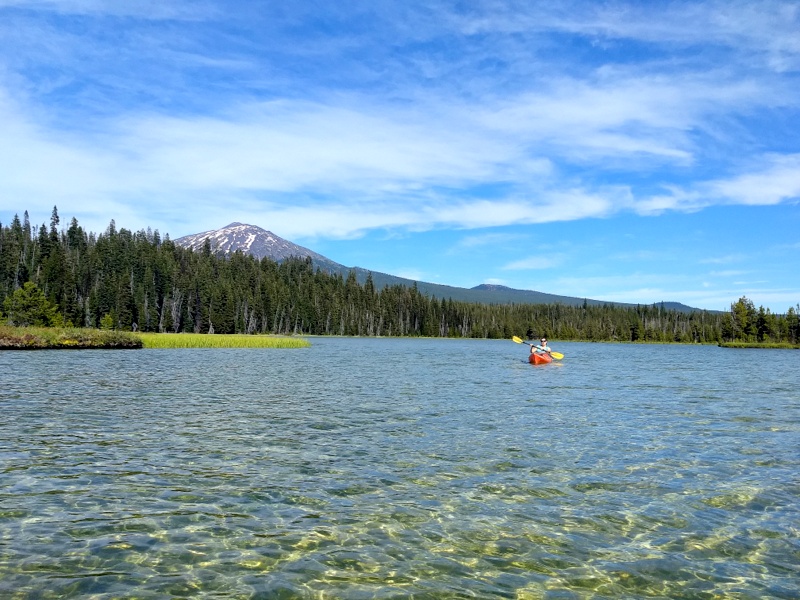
(3, 281), (58, 326)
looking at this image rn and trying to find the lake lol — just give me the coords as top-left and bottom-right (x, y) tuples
(1, 338), (798, 598)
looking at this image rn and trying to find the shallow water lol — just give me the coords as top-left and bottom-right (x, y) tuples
(1, 339), (798, 598)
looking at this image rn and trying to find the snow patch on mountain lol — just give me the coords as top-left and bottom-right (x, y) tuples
(174, 222), (332, 264)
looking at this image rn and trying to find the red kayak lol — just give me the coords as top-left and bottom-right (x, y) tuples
(529, 351), (553, 365)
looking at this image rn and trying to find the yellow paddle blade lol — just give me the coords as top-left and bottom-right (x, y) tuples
(512, 336), (524, 343)
(550, 351), (564, 359)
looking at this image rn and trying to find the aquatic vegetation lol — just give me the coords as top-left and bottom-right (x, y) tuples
(0, 326), (309, 349)
(719, 341), (799, 349)
(137, 332), (310, 349)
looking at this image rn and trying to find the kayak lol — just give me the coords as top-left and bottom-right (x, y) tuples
(529, 351), (553, 365)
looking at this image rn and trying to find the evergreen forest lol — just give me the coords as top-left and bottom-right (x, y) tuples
(2, 208), (798, 345)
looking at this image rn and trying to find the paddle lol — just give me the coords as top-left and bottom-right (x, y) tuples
(512, 336), (564, 360)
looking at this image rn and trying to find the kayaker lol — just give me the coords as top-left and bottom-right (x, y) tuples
(531, 337), (551, 355)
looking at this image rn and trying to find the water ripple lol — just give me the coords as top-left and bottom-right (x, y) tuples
(1, 340), (799, 598)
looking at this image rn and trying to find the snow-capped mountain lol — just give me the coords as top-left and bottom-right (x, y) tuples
(174, 222), (336, 266)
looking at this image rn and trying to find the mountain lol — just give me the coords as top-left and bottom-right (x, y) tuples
(175, 222), (331, 265)
(174, 223), (702, 312)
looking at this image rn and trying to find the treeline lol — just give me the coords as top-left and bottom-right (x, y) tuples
(1, 208), (795, 343)
(723, 296), (799, 345)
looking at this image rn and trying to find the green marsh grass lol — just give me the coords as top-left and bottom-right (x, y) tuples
(137, 332), (310, 349)
(718, 341), (799, 349)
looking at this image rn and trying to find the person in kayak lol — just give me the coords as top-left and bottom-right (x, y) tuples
(531, 337), (552, 355)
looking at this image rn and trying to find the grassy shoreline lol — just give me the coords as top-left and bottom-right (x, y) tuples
(137, 332), (310, 349)
(0, 327), (310, 349)
(3, 326), (794, 350)
(0, 325), (142, 349)
(718, 341), (799, 349)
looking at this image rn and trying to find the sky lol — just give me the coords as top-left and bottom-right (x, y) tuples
(1, 1), (799, 312)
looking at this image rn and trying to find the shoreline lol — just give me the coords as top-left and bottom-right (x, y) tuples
(718, 341), (799, 349)
(0, 326), (142, 349)
(0, 326), (310, 350)
(2, 326), (796, 350)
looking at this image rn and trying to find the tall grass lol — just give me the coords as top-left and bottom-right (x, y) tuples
(137, 332), (311, 349)
(718, 341), (799, 349)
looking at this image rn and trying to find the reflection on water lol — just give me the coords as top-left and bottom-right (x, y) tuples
(1, 339), (799, 598)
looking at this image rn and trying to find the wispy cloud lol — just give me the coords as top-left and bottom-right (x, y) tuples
(2, 82), (797, 238)
(0, 0), (213, 19)
(707, 154), (800, 206)
(477, 72), (768, 167)
(0, 87), (629, 235)
(452, 232), (527, 249)
(503, 256), (564, 270)
(2, 0), (798, 237)
(457, 0), (800, 72)
(709, 270), (749, 277)
(699, 254), (747, 265)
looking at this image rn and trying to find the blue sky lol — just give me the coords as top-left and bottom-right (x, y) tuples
(1, 1), (798, 311)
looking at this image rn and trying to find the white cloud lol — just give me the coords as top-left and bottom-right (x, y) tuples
(226, 192), (611, 240)
(707, 154), (800, 206)
(503, 256), (563, 270)
(635, 153), (800, 215)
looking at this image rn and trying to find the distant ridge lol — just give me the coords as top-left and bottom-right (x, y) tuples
(174, 223), (703, 312)
(466, 284), (696, 312)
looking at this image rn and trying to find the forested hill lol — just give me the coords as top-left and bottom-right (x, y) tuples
(448, 283), (695, 311)
(1, 209), (735, 342)
(172, 222), (702, 311)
